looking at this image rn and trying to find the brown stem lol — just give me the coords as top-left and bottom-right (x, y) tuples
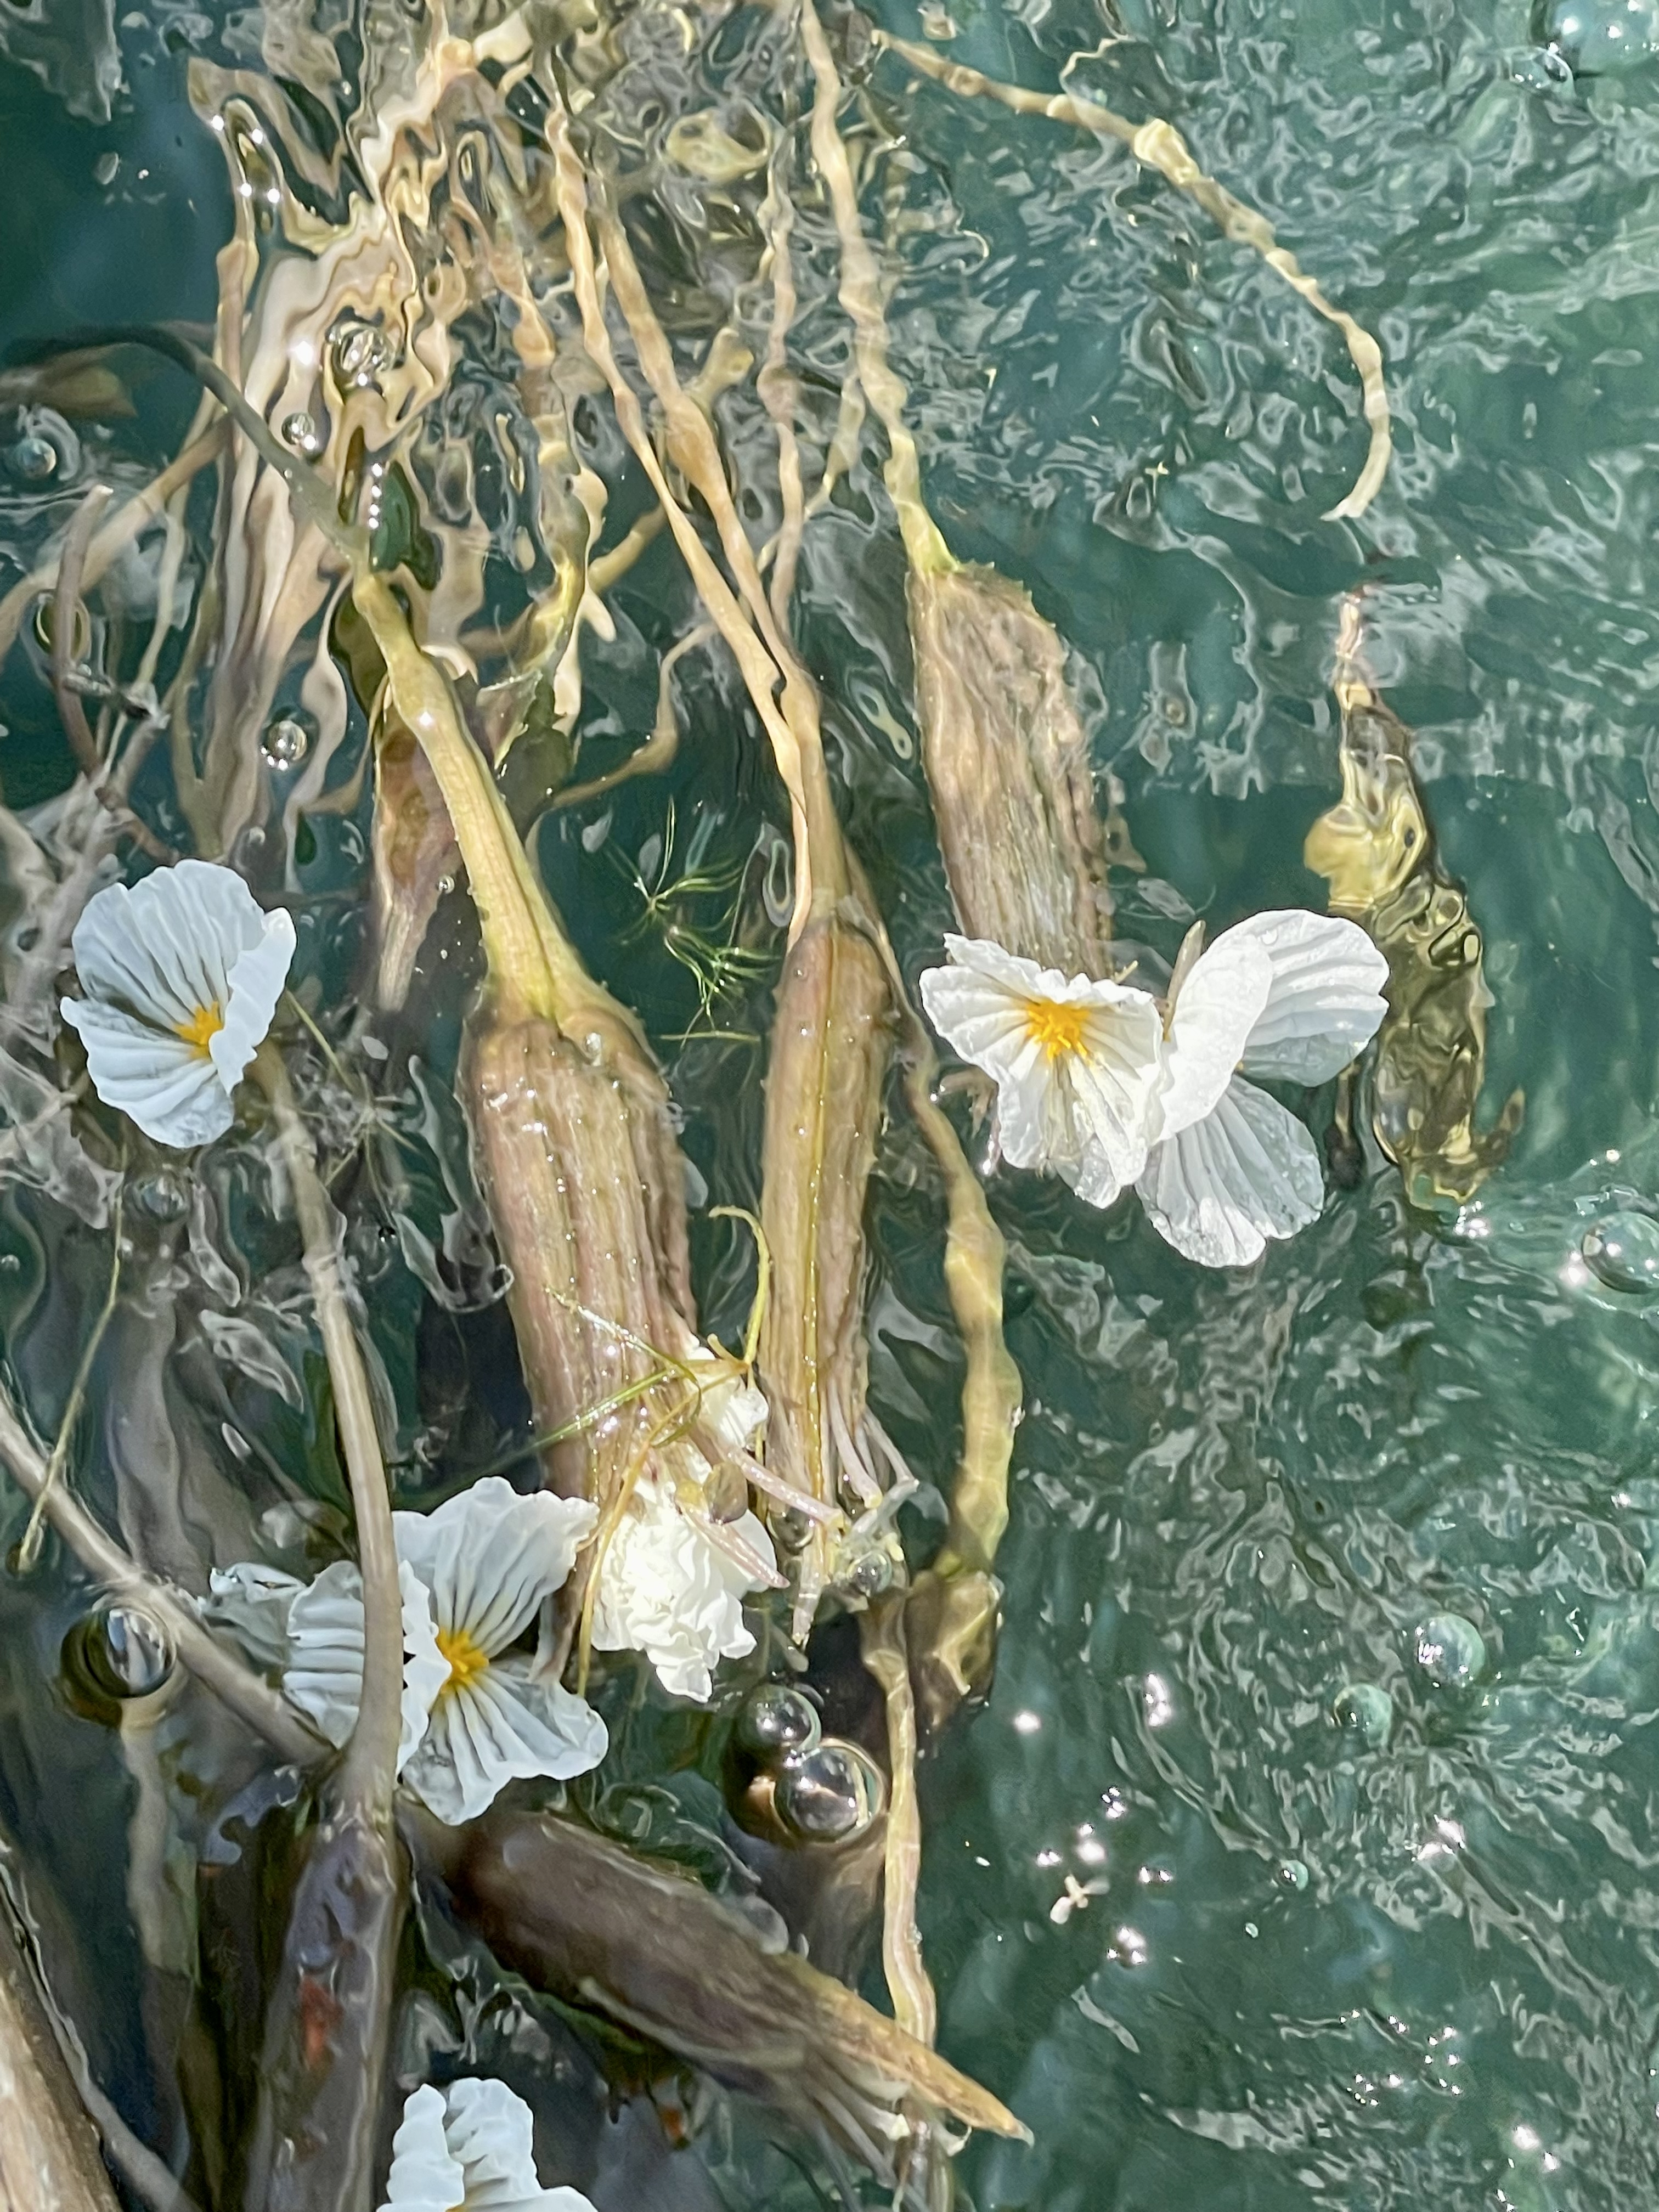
(255, 1047), (402, 1820)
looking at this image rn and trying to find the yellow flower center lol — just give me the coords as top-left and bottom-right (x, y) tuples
(1022, 996), (1090, 1059)
(435, 1624), (490, 1694)
(174, 1002), (225, 1056)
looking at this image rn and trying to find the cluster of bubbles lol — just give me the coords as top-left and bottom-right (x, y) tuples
(1333, 1610), (1487, 1746)
(731, 1682), (886, 1846)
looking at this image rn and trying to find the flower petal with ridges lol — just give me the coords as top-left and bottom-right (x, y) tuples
(379, 2078), (597, 2212)
(61, 859), (295, 1148)
(1220, 909), (1390, 1084)
(401, 1656), (606, 1827)
(590, 1476), (776, 1702)
(1137, 1075), (1325, 1268)
(1158, 933), (1274, 1139)
(281, 1557), (447, 1769)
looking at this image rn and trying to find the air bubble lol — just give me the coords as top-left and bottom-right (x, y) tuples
(1334, 1683), (1393, 1745)
(1581, 1210), (1659, 1293)
(8, 436), (57, 482)
(280, 411), (320, 454)
(62, 1604), (176, 1718)
(262, 717), (310, 770)
(774, 1738), (886, 1843)
(735, 1682), (821, 1764)
(1414, 1613), (1486, 1689)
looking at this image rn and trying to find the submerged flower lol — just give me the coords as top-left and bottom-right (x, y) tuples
(210, 1477), (607, 1823)
(1135, 910), (1389, 1268)
(61, 859), (295, 1148)
(590, 1475), (777, 1702)
(380, 2079), (596, 2212)
(919, 934), (1165, 1205)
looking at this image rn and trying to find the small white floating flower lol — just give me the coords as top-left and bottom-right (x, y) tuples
(380, 2078), (596, 2212)
(919, 934), (1165, 1205)
(590, 1474), (777, 1703)
(1135, 909), (1389, 1269)
(61, 859), (295, 1148)
(390, 1479), (606, 1824)
(209, 1477), (607, 1824)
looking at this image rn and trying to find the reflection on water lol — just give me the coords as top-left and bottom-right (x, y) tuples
(2, 0), (1659, 2205)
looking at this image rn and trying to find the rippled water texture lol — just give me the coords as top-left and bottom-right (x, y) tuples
(7, 0), (1659, 2205)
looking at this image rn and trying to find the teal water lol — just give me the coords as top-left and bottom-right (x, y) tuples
(5, 0), (1659, 2207)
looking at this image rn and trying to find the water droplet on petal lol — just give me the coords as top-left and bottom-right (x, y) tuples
(735, 1683), (821, 1764)
(261, 716), (309, 770)
(1334, 1683), (1393, 1744)
(280, 411), (320, 454)
(774, 1738), (885, 1843)
(1581, 1210), (1659, 1293)
(1414, 1612), (1486, 1689)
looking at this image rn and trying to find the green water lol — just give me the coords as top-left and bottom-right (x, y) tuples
(5, 0), (1659, 2206)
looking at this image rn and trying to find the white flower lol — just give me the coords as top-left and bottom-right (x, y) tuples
(60, 860), (295, 1148)
(380, 2079), (596, 2211)
(390, 1479), (607, 1824)
(210, 1477), (607, 1823)
(1135, 910), (1389, 1268)
(918, 934), (1165, 1206)
(589, 1474), (777, 1702)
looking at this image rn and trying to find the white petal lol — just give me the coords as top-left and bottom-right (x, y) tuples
(1063, 995), (1167, 1191)
(209, 906), (296, 1090)
(1159, 934), (1274, 1138)
(921, 937), (1165, 1192)
(282, 1559), (445, 1770)
(1219, 909), (1390, 1085)
(380, 2080), (598, 2212)
(1136, 1075), (1325, 1269)
(59, 1000), (234, 1147)
(590, 1483), (772, 1703)
(380, 2085), (465, 2212)
(680, 1336), (769, 1456)
(393, 1478), (597, 1657)
(61, 861), (295, 1147)
(68, 861), (245, 1033)
(201, 1562), (306, 1669)
(402, 1660), (607, 1825)
(918, 961), (1043, 1094)
(438, 2079), (544, 2204)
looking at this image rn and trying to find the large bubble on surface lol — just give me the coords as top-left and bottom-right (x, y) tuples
(1536, 0), (1659, 70)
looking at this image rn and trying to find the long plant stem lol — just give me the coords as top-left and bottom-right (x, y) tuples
(255, 1047), (402, 1819)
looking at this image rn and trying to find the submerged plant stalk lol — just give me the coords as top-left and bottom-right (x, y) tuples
(417, 1804), (1028, 2173)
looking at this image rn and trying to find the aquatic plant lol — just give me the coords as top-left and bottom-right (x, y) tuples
(0, 0), (1455, 2205)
